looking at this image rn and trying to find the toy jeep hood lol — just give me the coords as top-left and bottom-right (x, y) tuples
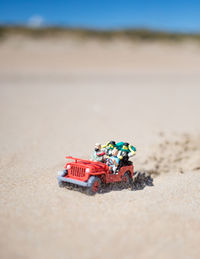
(65, 156), (108, 172)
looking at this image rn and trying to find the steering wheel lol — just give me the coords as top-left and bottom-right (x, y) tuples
(105, 157), (115, 166)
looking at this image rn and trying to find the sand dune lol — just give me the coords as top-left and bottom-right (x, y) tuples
(0, 37), (200, 259)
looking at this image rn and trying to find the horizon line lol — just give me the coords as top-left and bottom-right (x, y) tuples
(0, 24), (200, 35)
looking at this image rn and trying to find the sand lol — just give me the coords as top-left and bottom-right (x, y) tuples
(0, 37), (200, 259)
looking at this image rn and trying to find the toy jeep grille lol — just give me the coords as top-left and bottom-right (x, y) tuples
(70, 165), (85, 177)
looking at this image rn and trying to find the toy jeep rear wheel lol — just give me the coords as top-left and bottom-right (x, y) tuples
(87, 176), (101, 195)
(121, 172), (132, 189)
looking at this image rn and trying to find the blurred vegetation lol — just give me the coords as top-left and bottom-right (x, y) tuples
(0, 25), (200, 42)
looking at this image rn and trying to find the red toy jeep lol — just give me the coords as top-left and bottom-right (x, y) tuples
(57, 156), (134, 195)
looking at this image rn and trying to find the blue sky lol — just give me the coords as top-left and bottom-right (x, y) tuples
(0, 0), (200, 32)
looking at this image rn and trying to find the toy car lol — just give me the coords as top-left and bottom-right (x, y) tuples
(57, 156), (135, 195)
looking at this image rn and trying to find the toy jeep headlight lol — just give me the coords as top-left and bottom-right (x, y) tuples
(57, 170), (67, 177)
(66, 165), (71, 170)
(86, 168), (90, 173)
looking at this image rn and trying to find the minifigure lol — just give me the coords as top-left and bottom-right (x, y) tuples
(102, 140), (116, 156)
(90, 143), (105, 162)
(117, 142), (136, 166)
(107, 148), (120, 174)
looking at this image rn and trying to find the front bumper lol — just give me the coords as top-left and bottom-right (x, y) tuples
(57, 175), (88, 187)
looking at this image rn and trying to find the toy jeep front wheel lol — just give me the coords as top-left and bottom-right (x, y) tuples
(87, 176), (101, 195)
(58, 180), (65, 188)
(121, 172), (132, 188)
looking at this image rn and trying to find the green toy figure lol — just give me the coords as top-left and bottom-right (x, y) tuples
(116, 142), (136, 156)
(116, 142), (136, 166)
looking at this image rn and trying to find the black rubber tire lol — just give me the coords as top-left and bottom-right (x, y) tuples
(58, 180), (65, 188)
(133, 172), (147, 189)
(121, 172), (132, 189)
(86, 176), (101, 195)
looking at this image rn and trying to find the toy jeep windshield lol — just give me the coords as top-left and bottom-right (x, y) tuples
(57, 156), (134, 195)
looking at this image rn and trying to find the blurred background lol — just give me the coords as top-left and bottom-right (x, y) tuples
(1, 0), (200, 31)
(1, 0), (200, 161)
(1, 1), (200, 259)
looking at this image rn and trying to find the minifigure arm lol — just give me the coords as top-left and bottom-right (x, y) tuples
(97, 152), (105, 156)
(101, 141), (110, 148)
(112, 157), (119, 166)
(113, 160), (118, 166)
(128, 145), (136, 157)
(117, 150), (123, 160)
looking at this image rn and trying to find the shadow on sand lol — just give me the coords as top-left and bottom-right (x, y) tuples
(61, 172), (154, 195)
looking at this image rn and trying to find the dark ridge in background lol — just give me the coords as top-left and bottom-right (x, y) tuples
(0, 25), (200, 42)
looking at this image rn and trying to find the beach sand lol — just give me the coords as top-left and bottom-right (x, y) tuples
(0, 37), (200, 259)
